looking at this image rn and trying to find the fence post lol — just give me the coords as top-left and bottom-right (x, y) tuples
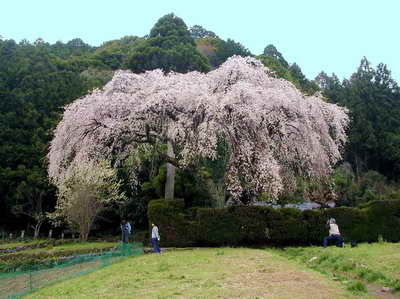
(9, 233), (13, 240)
(21, 230), (25, 240)
(48, 229), (52, 239)
(28, 268), (33, 291)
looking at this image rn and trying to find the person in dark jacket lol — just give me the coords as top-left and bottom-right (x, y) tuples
(121, 220), (129, 243)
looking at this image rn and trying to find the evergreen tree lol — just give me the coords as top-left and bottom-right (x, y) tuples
(320, 57), (400, 179)
(189, 25), (218, 39)
(263, 44), (288, 68)
(126, 14), (210, 73)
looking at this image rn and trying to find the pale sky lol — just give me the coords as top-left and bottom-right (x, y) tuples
(2, 0), (399, 82)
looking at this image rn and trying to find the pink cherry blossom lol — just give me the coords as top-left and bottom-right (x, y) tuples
(48, 56), (349, 201)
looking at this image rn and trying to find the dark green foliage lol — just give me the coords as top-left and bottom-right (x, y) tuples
(208, 38), (252, 68)
(364, 200), (400, 242)
(126, 14), (210, 73)
(195, 36), (252, 69)
(259, 54), (293, 81)
(314, 71), (342, 102)
(319, 58), (400, 180)
(93, 36), (143, 70)
(196, 207), (261, 245)
(196, 206), (310, 246)
(333, 164), (400, 207)
(51, 38), (94, 58)
(0, 38), (106, 230)
(259, 44), (319, 95)
(189, 25), (218, 39)
(175, 169), (214, 208)
(263, 44), (288, 67)
(288, 63), (319, 94)
(344, 59), (400, 179)
(149, 14), (193, 42)
(148, 199), (400, 247)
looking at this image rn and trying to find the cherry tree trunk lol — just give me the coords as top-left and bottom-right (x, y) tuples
(165, 140), (175, 200)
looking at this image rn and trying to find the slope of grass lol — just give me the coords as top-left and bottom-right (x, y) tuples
(12, 241), (116, 255)
(277, 242), (400, 294)
(27, 248), (355, 298)
(0, 241), (119, 273)
(0, 240), (46, 251)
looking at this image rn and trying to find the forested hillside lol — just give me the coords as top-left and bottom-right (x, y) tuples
(1, 13), (399, 232)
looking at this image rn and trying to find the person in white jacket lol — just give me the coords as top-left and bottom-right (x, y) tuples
(151, 223), (161, 253)
(323, 218), (344, 248)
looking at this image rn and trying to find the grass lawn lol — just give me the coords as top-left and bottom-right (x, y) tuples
(277, 242), (400, 295)
(26, 248), (355, 298)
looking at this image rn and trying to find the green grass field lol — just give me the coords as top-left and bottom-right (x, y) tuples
(26, 248), (355, 298)
(3, 242), (396, 298)
(277, 242), (400, 295)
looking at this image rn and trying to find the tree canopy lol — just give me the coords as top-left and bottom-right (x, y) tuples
(190, 25), (218, 39)
(318, 57), (400, 179)
(126, 14), (210, 73)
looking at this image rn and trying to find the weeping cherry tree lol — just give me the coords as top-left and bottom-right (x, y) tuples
(48, 56), (349, 203)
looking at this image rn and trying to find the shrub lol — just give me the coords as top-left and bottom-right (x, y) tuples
(364, 200), (400, 242)
(147, 199), (400, 247)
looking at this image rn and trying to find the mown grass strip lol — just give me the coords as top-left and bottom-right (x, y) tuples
(276, 242), (400, 295)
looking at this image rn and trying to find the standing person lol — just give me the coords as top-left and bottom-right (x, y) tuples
(127, 220), (132, 235)
(151, 223), (161, 253)
(323, 218), (343, 248)
(121, 220), (129, 244)
(127, 220), (134, 242)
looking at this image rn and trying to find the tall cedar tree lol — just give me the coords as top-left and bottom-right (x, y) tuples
(126, 14), (210, 73)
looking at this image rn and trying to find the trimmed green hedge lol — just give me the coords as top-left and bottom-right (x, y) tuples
(148, 199), (400, 247)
